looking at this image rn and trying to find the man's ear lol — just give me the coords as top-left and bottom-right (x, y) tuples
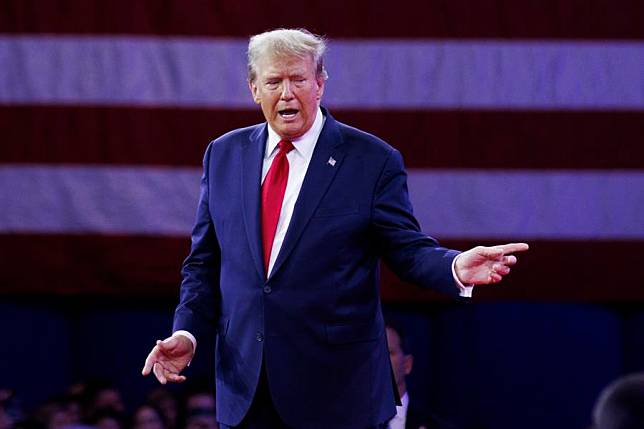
(249, 80), (261, 104)
(315, 76), (325, 101)
(403, 354), (413, 376)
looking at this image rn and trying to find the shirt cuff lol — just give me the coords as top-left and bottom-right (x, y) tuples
(172, 330), (197, 360)
(452, 254), (474, 298)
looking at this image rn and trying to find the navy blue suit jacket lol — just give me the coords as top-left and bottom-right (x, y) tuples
(173, 108), (460, 428)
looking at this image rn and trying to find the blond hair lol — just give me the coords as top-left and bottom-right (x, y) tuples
(247, 28), (328, 82)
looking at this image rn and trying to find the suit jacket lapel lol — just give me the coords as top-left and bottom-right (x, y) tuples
(241, 124), (268, 282)
(268, 111), (346, 281)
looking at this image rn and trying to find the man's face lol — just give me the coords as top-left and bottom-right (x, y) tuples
(386, 327), (413, 396)
(249, 54), (325, 140)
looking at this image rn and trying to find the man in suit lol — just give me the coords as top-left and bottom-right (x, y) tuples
(142, 28), (528, 429)
(385, 321), (457, 429)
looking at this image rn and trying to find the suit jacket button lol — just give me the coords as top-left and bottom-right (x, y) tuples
(263, 286), (272, 294)
(256, 332), (264, 342)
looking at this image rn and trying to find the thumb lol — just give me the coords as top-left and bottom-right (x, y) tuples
(157, 336), (177, 352)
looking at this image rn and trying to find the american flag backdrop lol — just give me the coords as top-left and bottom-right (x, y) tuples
(0, 0), (643, 301)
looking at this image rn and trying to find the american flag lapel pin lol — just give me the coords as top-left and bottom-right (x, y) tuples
(327, 156), (336, 167)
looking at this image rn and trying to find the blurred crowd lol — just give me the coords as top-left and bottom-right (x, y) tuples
(2, 364), (642, 429)
(0, 378), (218, 429)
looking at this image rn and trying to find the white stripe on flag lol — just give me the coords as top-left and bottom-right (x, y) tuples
(1, 36), (643, 109)
(1, 166), (642, 239)
(0, 165), (199, 236)
(407, 169), (644, 239)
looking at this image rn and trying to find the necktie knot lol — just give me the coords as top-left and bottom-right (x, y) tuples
(278, 140), (294, 154)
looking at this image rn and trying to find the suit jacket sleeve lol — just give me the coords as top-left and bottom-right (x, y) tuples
(372, 148), (461, 298)
(172, 141), (221, 342)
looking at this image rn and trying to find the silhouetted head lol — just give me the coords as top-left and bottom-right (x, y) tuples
(593, 373), (644, 429)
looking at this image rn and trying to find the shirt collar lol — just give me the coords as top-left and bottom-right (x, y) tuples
(265, 107), (324, 160)
(391, 392), (410, 428)
(400, 391), (409, 409)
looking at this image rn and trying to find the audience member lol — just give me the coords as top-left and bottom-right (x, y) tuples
(84, 408), (124, 429)
(183, 408), (217, 429)
(0, 405), (11, 429)
(59, 394), (82, 428)
(592, 373), (644, 429)
(33, 400), (69, 429)
(0, 390), (16, 429)
(182, 380), (214, 415)
(144, 390), (176, 429)
(80, 380), (125, 419)
(179, 379), (216, 429)
(131, 404), (166, 429)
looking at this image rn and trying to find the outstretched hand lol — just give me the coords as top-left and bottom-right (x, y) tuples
(454, 243), (529, 285)
(142, 335), (194, 385)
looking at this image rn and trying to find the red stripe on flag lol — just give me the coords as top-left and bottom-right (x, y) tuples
(382, 239), (643, 302)
(1, 0), (643, 39)
(2, 106), (643, 169)
(0, 106), (262, 167)
(0, 234), (639, 301)
(0, 234), (185, 296)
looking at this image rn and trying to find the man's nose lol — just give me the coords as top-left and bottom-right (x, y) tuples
(280, 80), (293, 100)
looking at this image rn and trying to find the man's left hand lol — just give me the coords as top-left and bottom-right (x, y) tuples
(454, 243), (529, 285)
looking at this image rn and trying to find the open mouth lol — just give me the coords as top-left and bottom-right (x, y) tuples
(278, 108), (299, 119)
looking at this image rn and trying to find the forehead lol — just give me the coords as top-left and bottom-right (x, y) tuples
(256, 54), (316, 77)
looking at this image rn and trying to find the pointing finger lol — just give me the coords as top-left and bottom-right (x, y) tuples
(498, 243), (529, 255)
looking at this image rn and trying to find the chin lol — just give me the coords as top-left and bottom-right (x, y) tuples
(278, 126), (303, 139)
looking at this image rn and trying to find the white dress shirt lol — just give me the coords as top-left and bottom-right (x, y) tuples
(174, 107), (472, 352)
(261, 107), (325, 276)
(388, 391), (409, 429)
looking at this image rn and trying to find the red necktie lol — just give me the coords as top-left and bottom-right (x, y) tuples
(261, 140), (295, 274)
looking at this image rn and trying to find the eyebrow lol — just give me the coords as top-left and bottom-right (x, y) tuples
(263, 69), (308, 79)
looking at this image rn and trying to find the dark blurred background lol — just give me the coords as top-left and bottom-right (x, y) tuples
(0, 1), (643, 429)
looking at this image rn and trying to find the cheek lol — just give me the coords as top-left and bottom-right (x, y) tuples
(261, 100), (277, 116)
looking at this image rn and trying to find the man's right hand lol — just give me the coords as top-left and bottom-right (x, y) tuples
(142, 334), (194, 384)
